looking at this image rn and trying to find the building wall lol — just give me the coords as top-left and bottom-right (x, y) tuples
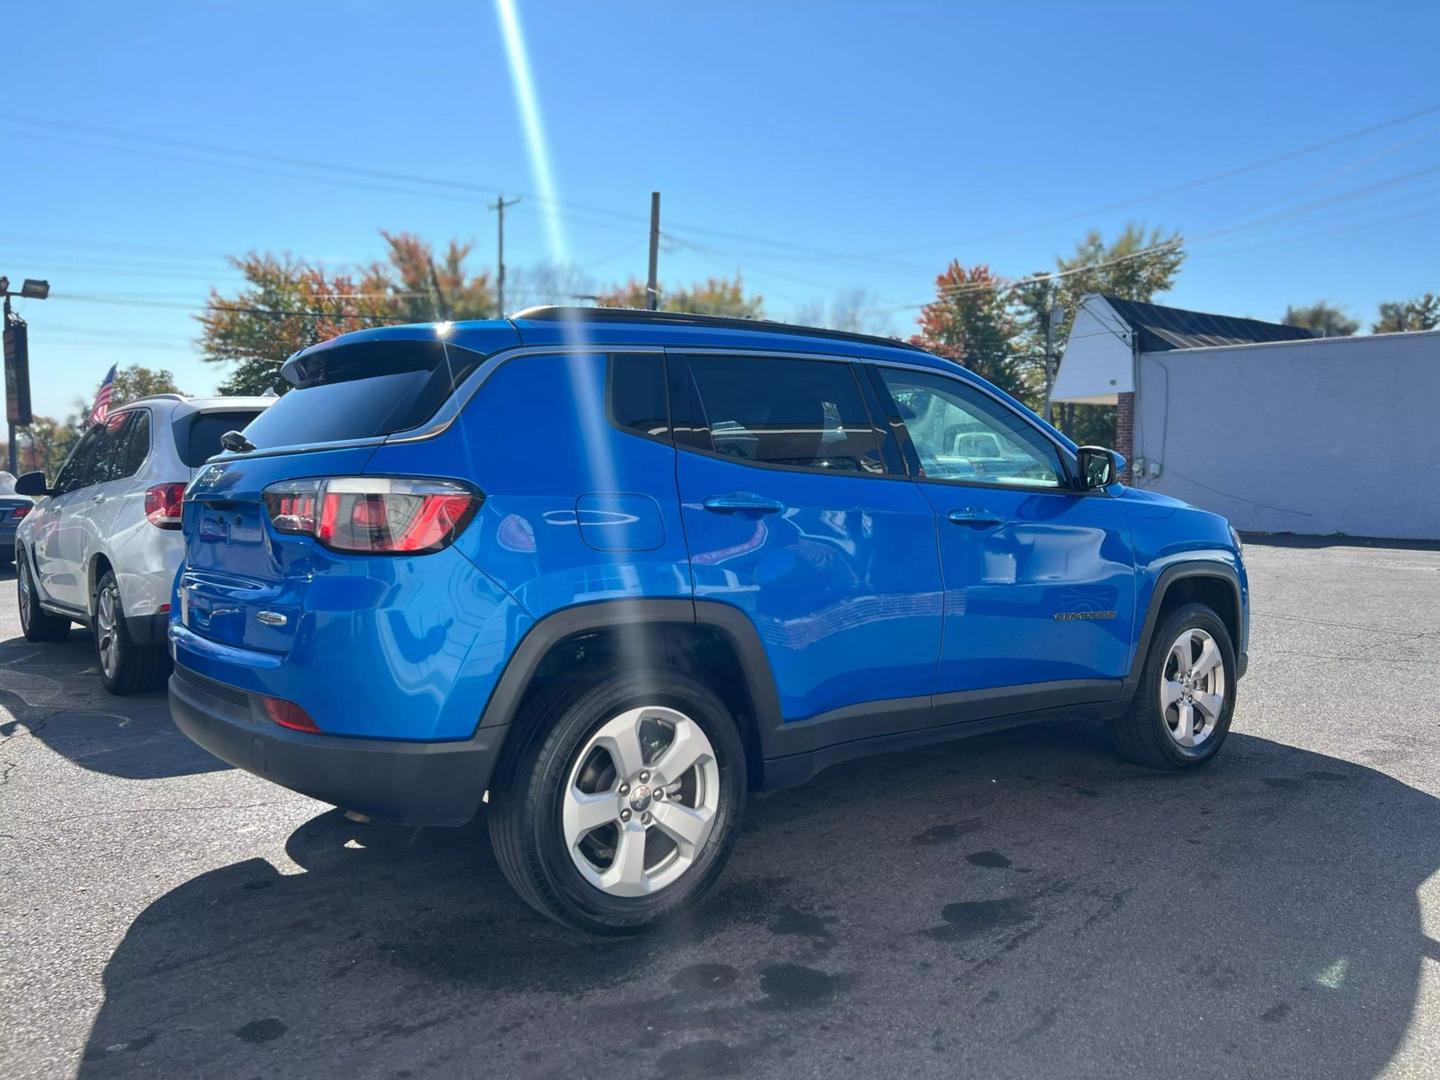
(1050, 299), (1131, 404)
(1130, 330), (1440, 540)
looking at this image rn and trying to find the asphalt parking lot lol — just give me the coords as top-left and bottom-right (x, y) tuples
(2, 540), (1438, 1080)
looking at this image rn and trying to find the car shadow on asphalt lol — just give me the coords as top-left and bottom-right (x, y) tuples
(77, 722), (1439, 1079)
(0, 630), (228, 780)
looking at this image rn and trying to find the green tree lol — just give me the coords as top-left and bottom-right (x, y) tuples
(1051, 224), (1186, 316)
(1373, 293), (1439, 333)
(595, 275), (764, 318)
(16, 415), (69, 478)
(1282, 301), (1357, 337)
(200, 232), (495, 395)
(910, 263), (1026, 399)
(111, 365), (184, 407)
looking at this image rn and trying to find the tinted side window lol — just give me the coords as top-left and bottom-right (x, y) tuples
(686, 355), (883, 474)
(55, 426), (102, 493)
(608, 353), (669, 440)
(879, 368), (1066, 488)
(89, 413), (131, 485)
(118, 411), (151, 478)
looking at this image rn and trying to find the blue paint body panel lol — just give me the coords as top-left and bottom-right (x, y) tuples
(172, 313), (1248, 766)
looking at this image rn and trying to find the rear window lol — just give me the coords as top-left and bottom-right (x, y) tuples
(241, 340), (484, 449)
(177, 410), (263, 467)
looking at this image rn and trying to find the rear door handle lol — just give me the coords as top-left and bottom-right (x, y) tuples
(947, 508), (1003, 528)
(703, 493), (785, 515)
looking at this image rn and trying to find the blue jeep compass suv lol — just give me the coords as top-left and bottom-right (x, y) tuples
(170, 307), (1248, 933)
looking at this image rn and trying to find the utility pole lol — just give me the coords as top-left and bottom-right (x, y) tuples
(489, 195), (521, 316)
(1041, 298), (1062, 425)
(646, 191), (661, 311)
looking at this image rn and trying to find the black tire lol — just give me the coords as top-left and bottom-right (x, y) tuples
(16, 552), (71, 643)
(93, 569), (171, 695)
(489, 669), (747, 934)
(1108, 601), (1237, 770)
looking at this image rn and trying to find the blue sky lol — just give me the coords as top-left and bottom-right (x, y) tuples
(4, 0), (1438, 418)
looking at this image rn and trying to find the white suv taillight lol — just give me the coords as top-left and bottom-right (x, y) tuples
(262, 477), (481, 554)
(145, 483), (186, 529)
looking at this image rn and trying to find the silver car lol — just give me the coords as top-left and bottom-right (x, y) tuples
(14, 394), (272, 693)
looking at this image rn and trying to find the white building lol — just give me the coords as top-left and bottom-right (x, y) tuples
(1051, 294), (1440, 541)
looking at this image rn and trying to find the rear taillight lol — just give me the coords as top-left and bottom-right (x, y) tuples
(12, 504), (30, 520)
(261, 477), (481, 554)
(145, 483), (186, 529)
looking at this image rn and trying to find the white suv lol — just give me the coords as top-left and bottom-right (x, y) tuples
(14, 394), (272, 693)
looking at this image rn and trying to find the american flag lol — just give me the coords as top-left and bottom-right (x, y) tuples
(89, 364), (117, 426)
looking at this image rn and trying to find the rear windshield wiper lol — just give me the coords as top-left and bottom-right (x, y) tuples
(220, 430), (256, 454)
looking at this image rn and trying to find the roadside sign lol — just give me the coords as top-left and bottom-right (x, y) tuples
(4, 311), (33, 426)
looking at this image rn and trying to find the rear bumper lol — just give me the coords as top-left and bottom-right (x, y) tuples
(169, 665), (506, 826)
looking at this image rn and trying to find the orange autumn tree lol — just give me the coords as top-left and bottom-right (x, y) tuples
(910, 262), (1028, 400)
(200, 232), (495, 395)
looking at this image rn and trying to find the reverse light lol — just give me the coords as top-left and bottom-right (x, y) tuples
(145, 483), (186, 529)
(262, 696), (321, 733)
(262, 477), (481, 554)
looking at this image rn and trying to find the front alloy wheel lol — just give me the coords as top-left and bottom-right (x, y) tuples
(1108, 601), (1236, 770)
(1160, 626), (1226, 748)
(17, 555), (71, 643)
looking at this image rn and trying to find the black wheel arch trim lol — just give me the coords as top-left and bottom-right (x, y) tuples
(1123, 560), (1245, 696)
(476, 597), (785, 737)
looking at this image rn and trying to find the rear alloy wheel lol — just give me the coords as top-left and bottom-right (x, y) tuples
(92, 570), (171, 695)
(16, 554), (71, 643)
(1108, 602), (1236, 770)
(562, 705), (722, 897)
(490, 670), (746, 934)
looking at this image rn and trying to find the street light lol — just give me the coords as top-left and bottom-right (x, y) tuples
(19, 279), (49, 300)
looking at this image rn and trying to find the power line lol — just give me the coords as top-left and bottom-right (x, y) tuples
(866, 102), (1440, 257)
(46, 293), (410, 322)
(897, 160), (1440, 308)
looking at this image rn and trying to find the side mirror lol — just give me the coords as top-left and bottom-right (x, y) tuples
(1077, 446), (1119, 490)
(14, 471), (51, 497)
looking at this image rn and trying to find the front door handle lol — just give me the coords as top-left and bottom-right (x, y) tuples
(703, 493), (785, 515)
(947, 508), (1003, 528)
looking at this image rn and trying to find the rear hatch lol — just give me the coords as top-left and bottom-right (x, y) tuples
(177, 332), (500, 657)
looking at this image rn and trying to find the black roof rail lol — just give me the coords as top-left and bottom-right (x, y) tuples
(510, 305), (927, 354)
